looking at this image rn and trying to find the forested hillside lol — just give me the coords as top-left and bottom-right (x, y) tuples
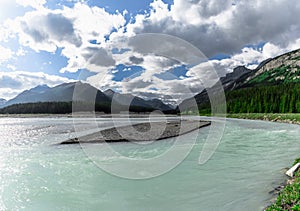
(181, 49), (300, 115)
(197, 83), (300, 114)
(226, 83), (300, 113)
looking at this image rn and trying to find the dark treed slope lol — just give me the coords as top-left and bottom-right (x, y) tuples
(0, 101), (159, 114)
(226, 84), (300, 113)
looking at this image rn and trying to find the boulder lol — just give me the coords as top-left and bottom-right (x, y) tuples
(286, 163), (300, 177)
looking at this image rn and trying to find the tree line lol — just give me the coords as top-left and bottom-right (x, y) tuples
(198, 83), (300, 114)
(0, 101), (160, 114)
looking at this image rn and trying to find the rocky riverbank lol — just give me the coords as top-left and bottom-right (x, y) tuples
(226, 113), (300, 210)
(60, 120), (211, 144)
(265, 159), (300, 210)
(227, 113), (300, 125)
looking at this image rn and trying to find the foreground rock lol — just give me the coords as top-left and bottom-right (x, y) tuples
(60, 120), (211, 144)
(286, 163), (300, 177)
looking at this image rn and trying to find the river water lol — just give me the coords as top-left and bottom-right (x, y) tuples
(0, 117), (299, 210)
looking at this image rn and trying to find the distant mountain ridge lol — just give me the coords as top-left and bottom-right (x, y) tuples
(2, 82), (110, 108)
(103, 89), (173, 111)
(29, 84), (50, 93)
(0, 82), (173, 113)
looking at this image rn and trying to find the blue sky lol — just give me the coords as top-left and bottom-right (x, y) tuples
(0, 0), (299, 101)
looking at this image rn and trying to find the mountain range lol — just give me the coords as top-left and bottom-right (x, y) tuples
(0, 81), (173, 113)
(0, 48), (299, 114)
(103, 89), (173, 111)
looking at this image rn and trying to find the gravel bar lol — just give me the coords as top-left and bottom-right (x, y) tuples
(60, 120), (211, 144)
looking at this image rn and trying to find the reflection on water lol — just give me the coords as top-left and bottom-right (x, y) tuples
(0, 117), (299, 210)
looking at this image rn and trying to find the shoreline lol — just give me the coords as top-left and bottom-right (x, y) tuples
(0, 113), (180, 118)
(227, 113), (300, 210)
(264, 159), (300, 210)
(2, 112), (299, 124)
(226, 113), (300, 125)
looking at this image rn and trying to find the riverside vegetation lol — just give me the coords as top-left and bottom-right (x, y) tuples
(266, 158), (300, 211)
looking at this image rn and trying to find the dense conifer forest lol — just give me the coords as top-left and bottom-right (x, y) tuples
(226, 83), (300, 113)
(197, 83), (300, 114)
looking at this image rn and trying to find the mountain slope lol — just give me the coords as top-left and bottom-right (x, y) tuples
(2, 82), (111, 108)
(244, 49), (300, 86)
(180, 48), (300, 114)
(0, 98), (7, 106)
(179, 65), (252, 111)
(2, 85), (51, 107)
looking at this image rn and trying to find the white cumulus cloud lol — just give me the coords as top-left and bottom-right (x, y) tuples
(0, 45), (13, 63)
(127, 0), (300, 57)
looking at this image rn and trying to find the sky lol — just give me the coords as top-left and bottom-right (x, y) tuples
(0, 0), (299, 103)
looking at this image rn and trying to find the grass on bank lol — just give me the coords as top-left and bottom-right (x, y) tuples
(266, 158), (300, 211)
